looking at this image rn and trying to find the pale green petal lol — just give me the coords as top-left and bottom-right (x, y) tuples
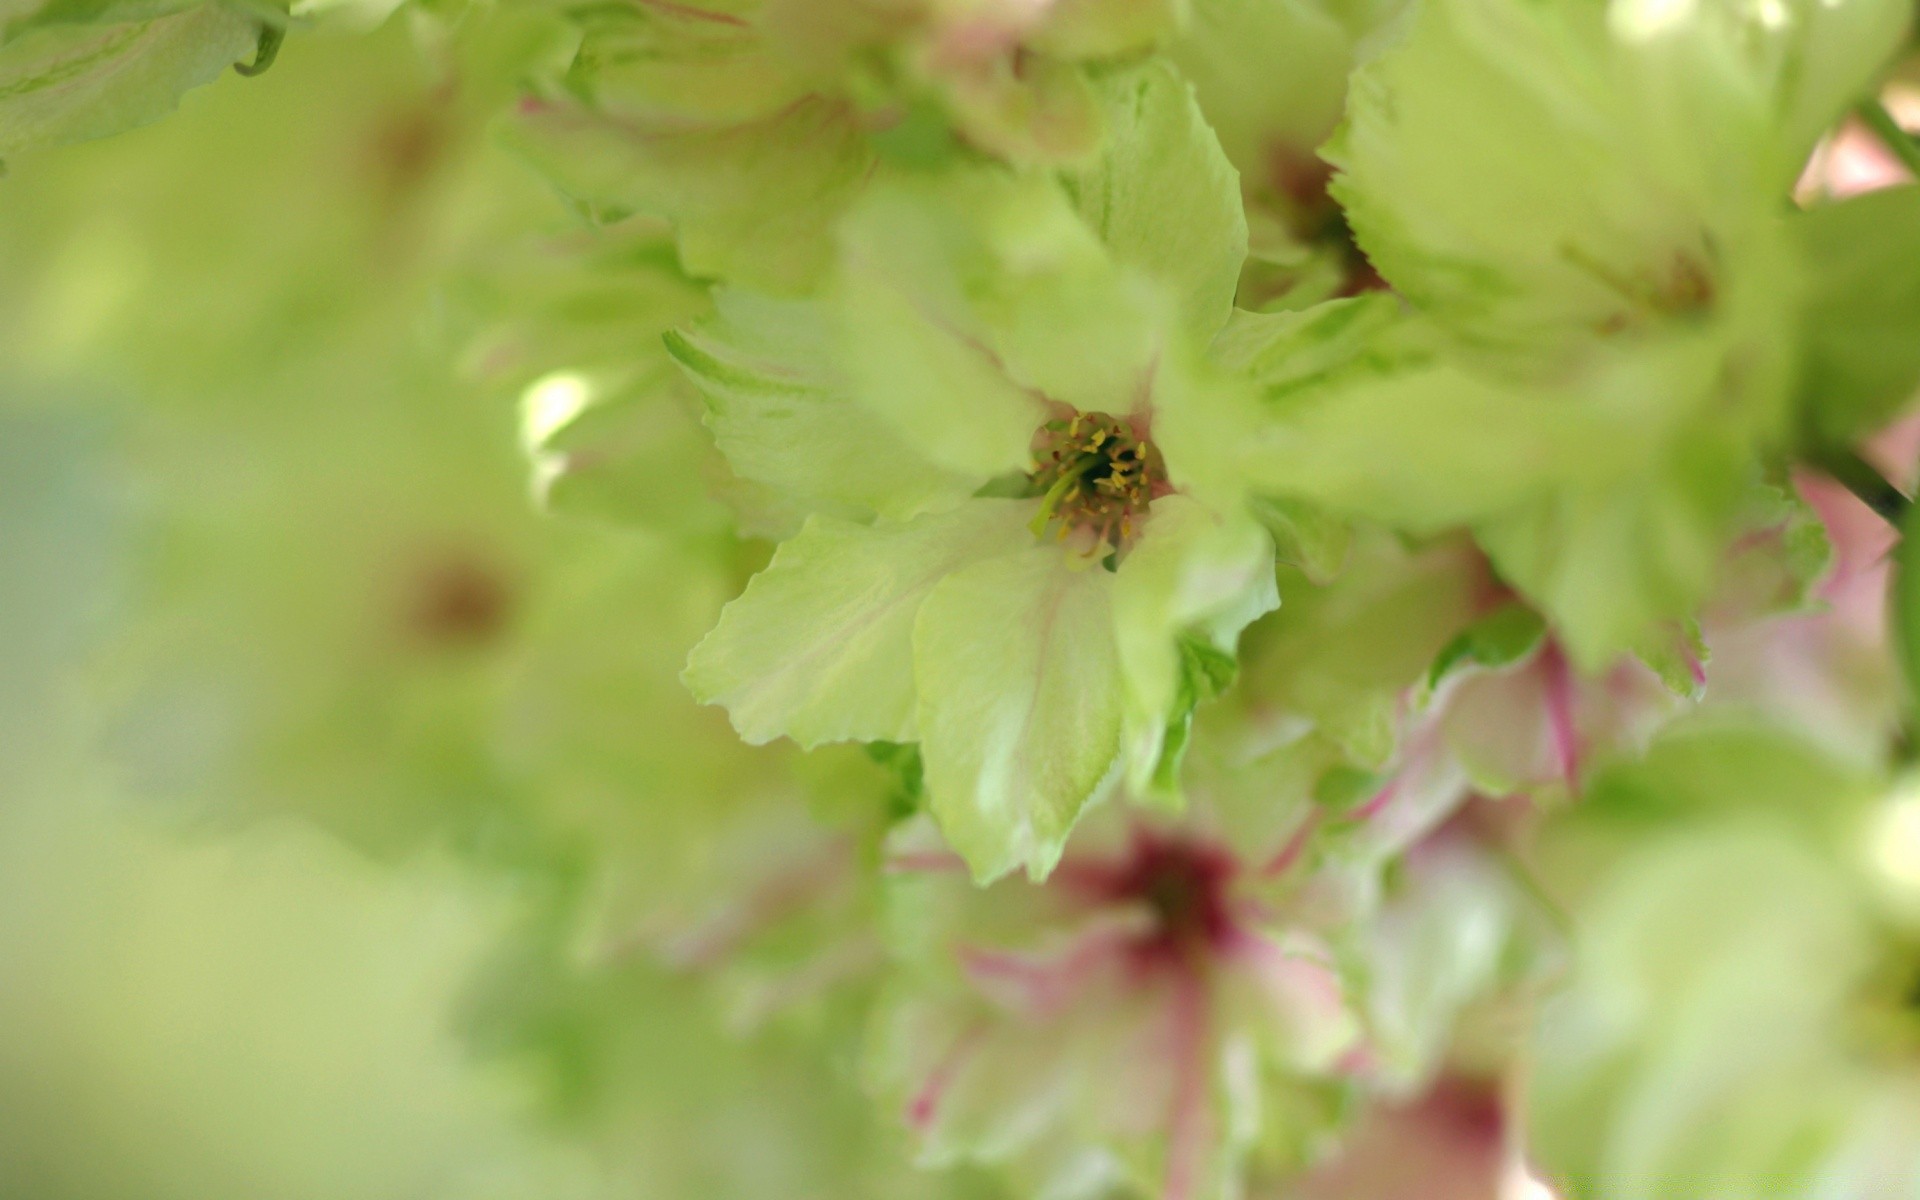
(1029, 0), (1185, 58)
(1, 0), (200, 40)
(1355, 835), (1556, 1086)
(835, 168), (1166, 473)
(1220, 312), (1744, 538)
(935, 48), (1106, 167)
(1326, 0), (1743, 360)
(1476, 427), (1753, 670)
(556, 0), (801, 128)
(1238, 531), (1480, 768)
(1531, 726), (1887, 1197)
(0, 5), (255, 159)
(1062, 59), (1247, 337)
(1609, 0), (1910, 184)
(518, 364), (729, 535)
(914, 543), (1127, 881)
(1168, 0), (1355, 174)
(665, 289), (979, 521)
(507, 95), (872, 294)
(833, 170), (1064, 480)
(1252, 495), (1351, 585)
(1110, 493), (1277, 793)
(685, 501), (1028, 748)
(1210, 293), (1410, 391)
(1234, 358), (1596, 530)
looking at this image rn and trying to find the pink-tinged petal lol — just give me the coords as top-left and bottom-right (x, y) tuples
(1046, 853), (1135, 901)
(1161, 971), (1211, 1200)
(1258, 809), (1323, 877)
(1295, 1077), (1508, 1200)
(1349, 718), (1475, 856)
(908, 1024), (988, 1132)
(1539, 642), (1581, 790)
(1798, 91), (1920, 201)
(885, 850), (973, 875)
(1227, 931), (1359, 1072)
(646, 837), (852, 970)
(726, 937), (884, 1030)
(958, 924), (1134, 1017)
(1350, 775), (1401, 825)
(636, 0), (750, 26)
(1439, 662), (1561, 799)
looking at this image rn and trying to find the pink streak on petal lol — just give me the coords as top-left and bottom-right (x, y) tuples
(1539, 642), (1581, 788)
(1350, 775), (1401, 824)
(1047, 853), (1132, 900)
(637, 0), (750, 25)
(907, 1025), (985, 1132)
(1683, 640), (1707, 692)
(1161, 970), (1210, 1200)
(1259, 809), (1323, 877)
(884, 850), (972, 874)
(1334, 1043), (1377, 1077)
(957, 927), (1130, 1016)
(1226, 930), (1349, 1034)
(654, 838), (851, 970)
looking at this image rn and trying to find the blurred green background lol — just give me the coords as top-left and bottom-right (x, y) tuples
(0, 21), (985, 1199)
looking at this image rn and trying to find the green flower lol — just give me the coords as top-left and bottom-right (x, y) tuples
(677, 63), (1276, 881)
(1170, 0), (1409, 310)
(1209, 0), (1909, 669)
(1526, 721), (1904, 1199)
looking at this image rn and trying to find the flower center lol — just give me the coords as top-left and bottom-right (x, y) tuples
(1026, 410), (1167, 552)
(1113, 830), (1239, 957)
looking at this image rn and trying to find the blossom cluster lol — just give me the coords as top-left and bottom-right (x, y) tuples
(10, 0), (1920, 1196)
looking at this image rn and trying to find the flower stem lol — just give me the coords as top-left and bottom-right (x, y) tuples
(1855, 99), (1920, 179)
(1821, 448), (1911, 525)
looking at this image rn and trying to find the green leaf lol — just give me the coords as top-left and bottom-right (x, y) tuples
(0, 5), (256, 159)
(684, 501), (1027, 749)
(864, 741), (926, 821)
(1062, 59), (1247, 337)
(1150, 631), (1240, 793)
(1792, 185), (1920, 443)
(914, 545), (1127, 882)
(1424, 601), (1547, 694)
